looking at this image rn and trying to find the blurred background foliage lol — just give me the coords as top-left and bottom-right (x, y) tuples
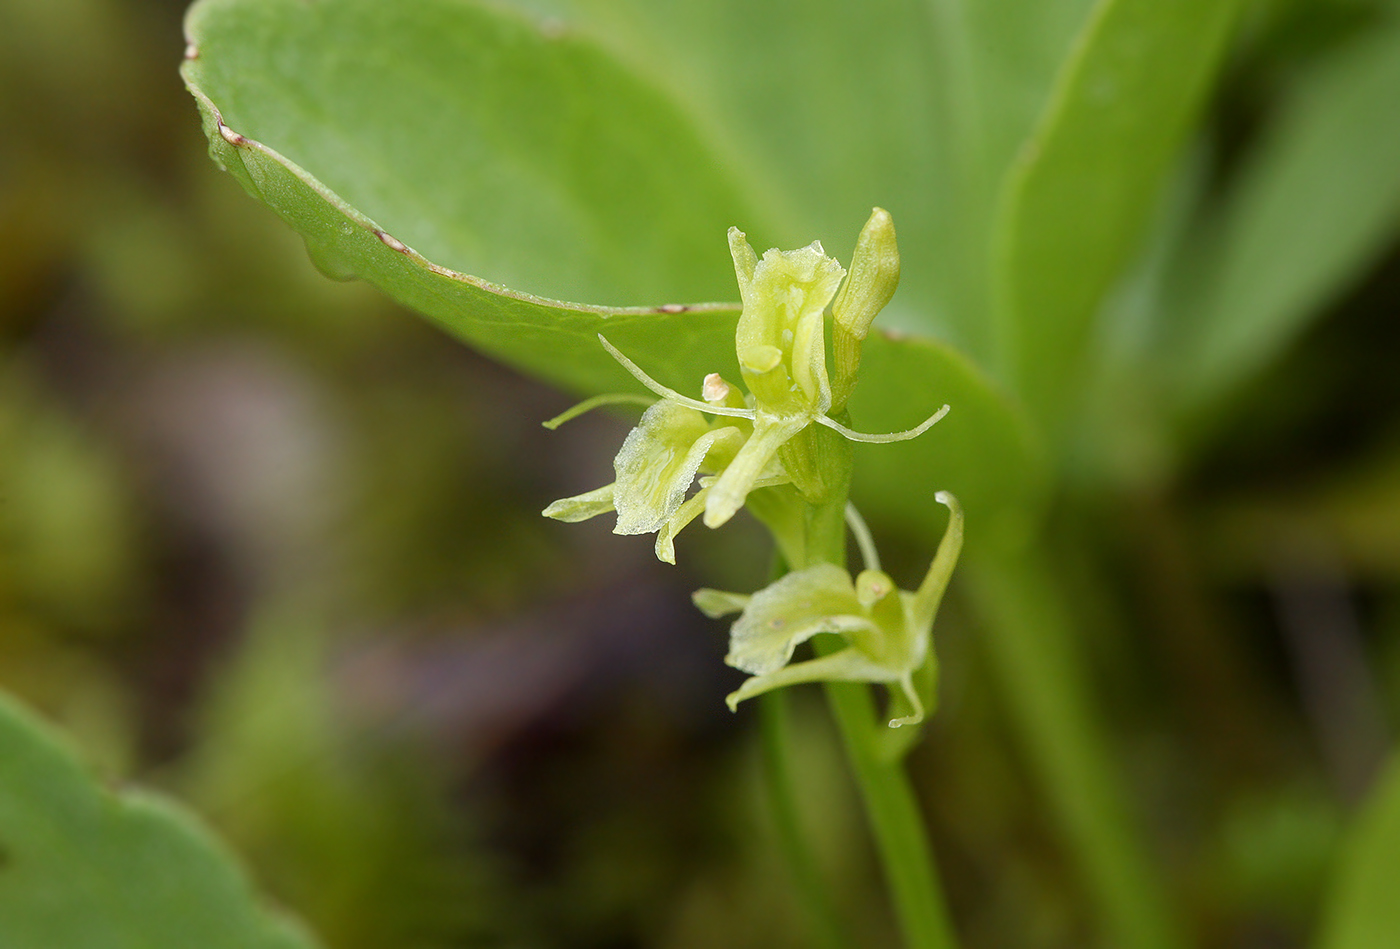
(2, 0), (1400, 946)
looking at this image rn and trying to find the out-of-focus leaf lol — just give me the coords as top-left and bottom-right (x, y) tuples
(180, 0), (1046, 528)
(179, 607), (497, 948)
(993, 0), (1244, 434)
(1318, 755), (1400, 949)
(1168, 13), (1400, 417)
(0, 689), (316, 949)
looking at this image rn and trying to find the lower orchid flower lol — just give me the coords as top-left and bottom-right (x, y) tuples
(693, 492), (964, 727)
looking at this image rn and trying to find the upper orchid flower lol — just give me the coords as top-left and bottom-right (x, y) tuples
(543, 210), (947, 560)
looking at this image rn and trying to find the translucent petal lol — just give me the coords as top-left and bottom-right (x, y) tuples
(612, 401), (717, 535)
(724, 564), (867, 674)
(789, 291), (832, 413)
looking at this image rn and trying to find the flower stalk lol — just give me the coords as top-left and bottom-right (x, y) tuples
(543, 210), (962, 948)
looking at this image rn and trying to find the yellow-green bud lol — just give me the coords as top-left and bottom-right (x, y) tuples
(831, 208), (900, 412)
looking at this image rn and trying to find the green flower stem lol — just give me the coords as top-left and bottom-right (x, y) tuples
(759, 692), (851, 949)
(966, 541), (1180, 949)
(804, 494), (959, 949)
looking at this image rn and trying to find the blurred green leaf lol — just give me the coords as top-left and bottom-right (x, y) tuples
(1168, 12), (1400, 417)
(994, 0), (1244, 433)
(1318, 754), (1400, 949)
(180, 0), (1046, 530)
(0, 689), (316, 949)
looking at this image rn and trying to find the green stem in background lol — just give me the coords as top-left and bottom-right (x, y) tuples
(802, 496), (960, 949)
(759, 692), (852, 949)
(967, 542), (1180, 949)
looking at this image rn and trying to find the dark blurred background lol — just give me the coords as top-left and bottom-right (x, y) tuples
(3, 0), (1400, 947)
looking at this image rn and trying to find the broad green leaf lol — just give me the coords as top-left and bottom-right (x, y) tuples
(1167, 13), (1400, 417)
(500, 0), (1094, 362)
(994, 0), (1244, 434)
(181, 0), (1107, 357)
(182, 0), (761, 308)
(0, 689), (316, 949)
(1318, 754), (1400, 949)
(180, 0), (1047, 527)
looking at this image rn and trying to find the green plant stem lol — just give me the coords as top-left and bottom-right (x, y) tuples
(820, 675), (958, 949)
(759, 692), (851, 949)
(801, 496), (959, 949)
(966, 541), (1179, 949)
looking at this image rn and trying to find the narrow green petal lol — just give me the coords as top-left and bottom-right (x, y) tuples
(814, 403), (949, 443)
(655, 491), (709, 564)
(725, 648), (894, 711)
(692, 588), (751, 618)
(846, 502), (881, 572)
(703, 413), (804, 528)
(887, 673), (925, 728)
(911, 491), (965, 630)
(541, 393), (654, 430)
(598, 335), (754, 421)
(542, 484), (616, 523)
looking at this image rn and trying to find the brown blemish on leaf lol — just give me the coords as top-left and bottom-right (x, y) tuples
(184, 42), (199, 60)
(217, 123), (247, 147)
(657, 304), (690, 314)
(375, 230), (409, 253)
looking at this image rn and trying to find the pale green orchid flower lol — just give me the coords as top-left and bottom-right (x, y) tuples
(693, 492), (964, 727)
(541, 374), (785, 564)
(543, 211), (947, 561)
